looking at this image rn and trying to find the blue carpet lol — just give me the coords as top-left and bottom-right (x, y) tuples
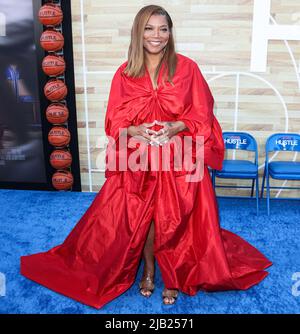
(0, 189), (299, 314)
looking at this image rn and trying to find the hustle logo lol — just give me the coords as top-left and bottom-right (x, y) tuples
(224, 137), (247, 145)
(275, 139), (298, 147)
(47, 83), (62, 92)
(0, 12), (6, 37)
(43, 36), (57, 41)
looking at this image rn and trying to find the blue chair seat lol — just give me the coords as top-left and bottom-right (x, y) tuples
(216, 160), (258, 178)
(269, 161), (300, 180)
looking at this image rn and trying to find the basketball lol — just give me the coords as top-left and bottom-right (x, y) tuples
(48, 126), (71, 147)
(52, 171), (74, 190)
(38, 4), (63, 26)
(50, 149), (72, 169)
(42, 55), (66, 76)
(46, 103), (69, 124)
(40, 29), (64, 52)
(44, 79), (68, 101)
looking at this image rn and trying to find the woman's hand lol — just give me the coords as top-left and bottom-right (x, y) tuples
(151, 120), (187, 146)
(127, 120), (187, 147)
(127, 121), (158, 147)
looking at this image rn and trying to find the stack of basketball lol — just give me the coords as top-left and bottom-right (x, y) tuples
(39, 2), (73, 190)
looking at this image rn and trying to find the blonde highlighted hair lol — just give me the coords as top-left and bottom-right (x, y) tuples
(123, 5), (177, 85)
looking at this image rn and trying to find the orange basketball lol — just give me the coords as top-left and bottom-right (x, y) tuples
(50, 149), (72, 169)
(38, 4), (63, 26)
(52, 170), (74, 190)
(44, 79), (67, 101)
(40, 29), (64, 52)
(46, 103), (69, 124)
(42, 55), (66, 76)
(48, 126), (71, 147)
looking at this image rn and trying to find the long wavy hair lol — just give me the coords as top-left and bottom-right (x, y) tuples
(123, 5), (177, 86)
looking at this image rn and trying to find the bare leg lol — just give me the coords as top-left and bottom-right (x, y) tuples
(139, 220), (155, 297)
(143, 220), (155, 271)
(139, 221), (179, 303)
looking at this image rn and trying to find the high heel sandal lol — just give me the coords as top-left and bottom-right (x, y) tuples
(162, 288), (179, 305)
(139, 272), (155, 298)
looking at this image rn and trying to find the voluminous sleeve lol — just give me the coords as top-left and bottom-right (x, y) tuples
(176, 61), (224, 170)
(104, 67), (132, 142)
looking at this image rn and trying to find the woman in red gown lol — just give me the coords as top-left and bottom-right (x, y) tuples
(20, 5), (272, 309)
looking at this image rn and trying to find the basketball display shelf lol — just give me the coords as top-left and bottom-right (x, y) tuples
(39, 1), (74, 191)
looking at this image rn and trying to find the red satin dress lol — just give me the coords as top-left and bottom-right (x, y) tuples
(20, 53), (272, 309)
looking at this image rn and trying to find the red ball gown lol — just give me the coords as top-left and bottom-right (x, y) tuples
(20, 53), (272, 309)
